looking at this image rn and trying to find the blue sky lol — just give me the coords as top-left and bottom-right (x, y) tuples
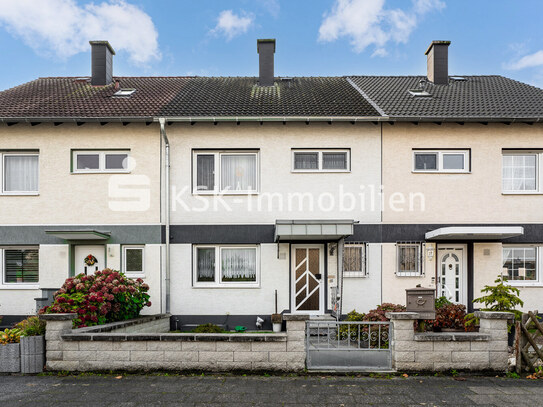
(1, 0), (543, 91)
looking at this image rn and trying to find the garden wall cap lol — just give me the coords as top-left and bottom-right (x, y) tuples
(282, 314), (311, 321)
(39, 313), (77, 321)
(386, 312), (420, 320)
(474, 311), (515, 320)
(414, 332), (491, 342)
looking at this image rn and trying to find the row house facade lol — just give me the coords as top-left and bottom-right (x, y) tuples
(1, 39), (542, 329)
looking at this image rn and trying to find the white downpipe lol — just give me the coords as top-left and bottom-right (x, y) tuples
(159, 118), (171, 313)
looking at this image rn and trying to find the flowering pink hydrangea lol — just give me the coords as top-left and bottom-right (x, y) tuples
(40, 268), (151, 328)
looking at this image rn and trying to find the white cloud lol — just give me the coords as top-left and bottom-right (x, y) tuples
(0, 0), (160, 65)
(210, 10), (254, 41)
(507, 50), (543, 70)
(318, 0), (445, 55)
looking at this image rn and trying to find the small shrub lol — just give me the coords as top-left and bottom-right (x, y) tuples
(435, 296), (452, 310)
(473, 275), (523, 320)
(40, 269), (151, 328)
(15, 316), (46, 337)
(0, 328), (21, 345)
(338, 309), (365, 340)
(363, 303), (406, 322)
(432, 303), (467, 331)
(193, 323), (224, 333)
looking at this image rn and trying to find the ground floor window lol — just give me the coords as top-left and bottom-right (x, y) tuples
(502, 246), (539, 283)
(396, 242), (423, 276)
(123, 246), (145, 277)
(193, 245), (259, 287)
(1, 247), (39, 284)
(343, 242), (368, 277)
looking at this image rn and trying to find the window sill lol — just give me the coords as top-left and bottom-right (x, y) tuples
(506, 283), (543, 288)
(411, 171), (470, 174)
(502, 192), (543, 195)
(0, 284), (40, 290)
(395, 274), (425, 277)
(192, 191), (259, 196)
(0, 192), (39, 196)
(291, 170), (351, 174)
(192, 284), (260, 289)
(71, 171), (131, 175)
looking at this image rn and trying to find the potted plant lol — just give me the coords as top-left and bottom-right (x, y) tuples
(271, 313), (283, 333)
(0, 327), (22, 373)
(16, 316), (46, 374)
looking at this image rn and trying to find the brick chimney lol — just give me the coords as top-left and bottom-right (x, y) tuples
(257, 39), (276, 87)
(425, 40), (450, 85)
(90, 41), (115, 86)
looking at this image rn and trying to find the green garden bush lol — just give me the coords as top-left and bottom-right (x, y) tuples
(39, 269), (151, 328)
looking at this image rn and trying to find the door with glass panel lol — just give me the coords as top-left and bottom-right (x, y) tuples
(291, 245), (324, 314)
(437, 246), (466, 305)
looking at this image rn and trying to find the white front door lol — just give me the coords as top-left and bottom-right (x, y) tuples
(437, 245), (467, 305)
(74, 245), (105, 276)
(291, 244), (324, 314)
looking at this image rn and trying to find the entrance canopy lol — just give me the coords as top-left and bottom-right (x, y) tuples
(45, 230), (111, 241)
(275, 219), (354, 241)
(425, 226), (523, 241)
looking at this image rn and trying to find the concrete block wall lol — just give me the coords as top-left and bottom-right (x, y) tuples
(388, 311), (513, 372)
(41, 314), (306, 372)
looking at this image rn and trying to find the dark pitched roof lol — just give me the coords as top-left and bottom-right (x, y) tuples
(348, 75), (543, 120)
(0, 77), (191, 120)
(0, 76), (380, 121)
(159, 77), (380, 118)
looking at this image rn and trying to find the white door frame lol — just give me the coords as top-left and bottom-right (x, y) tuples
(437, 244), (468, 306)
(291, 244), (325, 315)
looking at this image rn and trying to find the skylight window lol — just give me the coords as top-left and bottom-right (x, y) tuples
(408, 89), (432, 97)
(113, 88), (136, 97)
(450, 76), (467, 82)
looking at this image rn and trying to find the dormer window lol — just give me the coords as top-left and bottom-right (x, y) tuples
(113, 88), (136, 97)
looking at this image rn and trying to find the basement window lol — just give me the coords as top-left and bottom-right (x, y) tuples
(113, 88), (136, 97)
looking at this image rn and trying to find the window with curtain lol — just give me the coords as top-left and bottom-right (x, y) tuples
(396, 243), (422, 276)
(292, 149), (350, 172)
(502, 154), (537, 192)
(193, 151), (259, 194)
(502, 247), (537, 281)
(343, 243), (367, 277)
(3, 154), (39, 193)
(3, 248), (39, 284)
(194, 245), (259, 286)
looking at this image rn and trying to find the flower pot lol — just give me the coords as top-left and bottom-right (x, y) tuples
(0, 343), (21, 373)
(20, 335), (44, 374)
(273, 323), (282, 333)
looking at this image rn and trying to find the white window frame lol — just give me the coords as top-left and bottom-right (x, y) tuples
(1, 152), (39, 195)
(291, 149), (351, 172)
(192, 245), (260, 288)
(72, 150), (130, 174)
(502, 245), (543, 286)
(412, 150), (470, 173)
(502, 152), (543, 194)
(0, 246), (40, 289)
(122, 245), (145, 277)
(396, 242), (424, 277)
(192, 150), (259, 195)
(343, 242), (368, 278)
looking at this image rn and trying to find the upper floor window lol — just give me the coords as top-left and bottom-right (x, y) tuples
(72, 150), (129, 173)
(502, 246), (541, 285)
(413, 150), (469, 173)
(193, 150), (259, 194)
(193, 245), (259, 287)
(292, 149), (350, 172)
(1, 152), (39, 194)
(502, 152), (539, 193)
(396, 242), (423, 276)
(343, 242), (368, 277)
(1, 247), (39, 285)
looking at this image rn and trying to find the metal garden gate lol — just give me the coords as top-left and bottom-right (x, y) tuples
(306, 320), (392, 371)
